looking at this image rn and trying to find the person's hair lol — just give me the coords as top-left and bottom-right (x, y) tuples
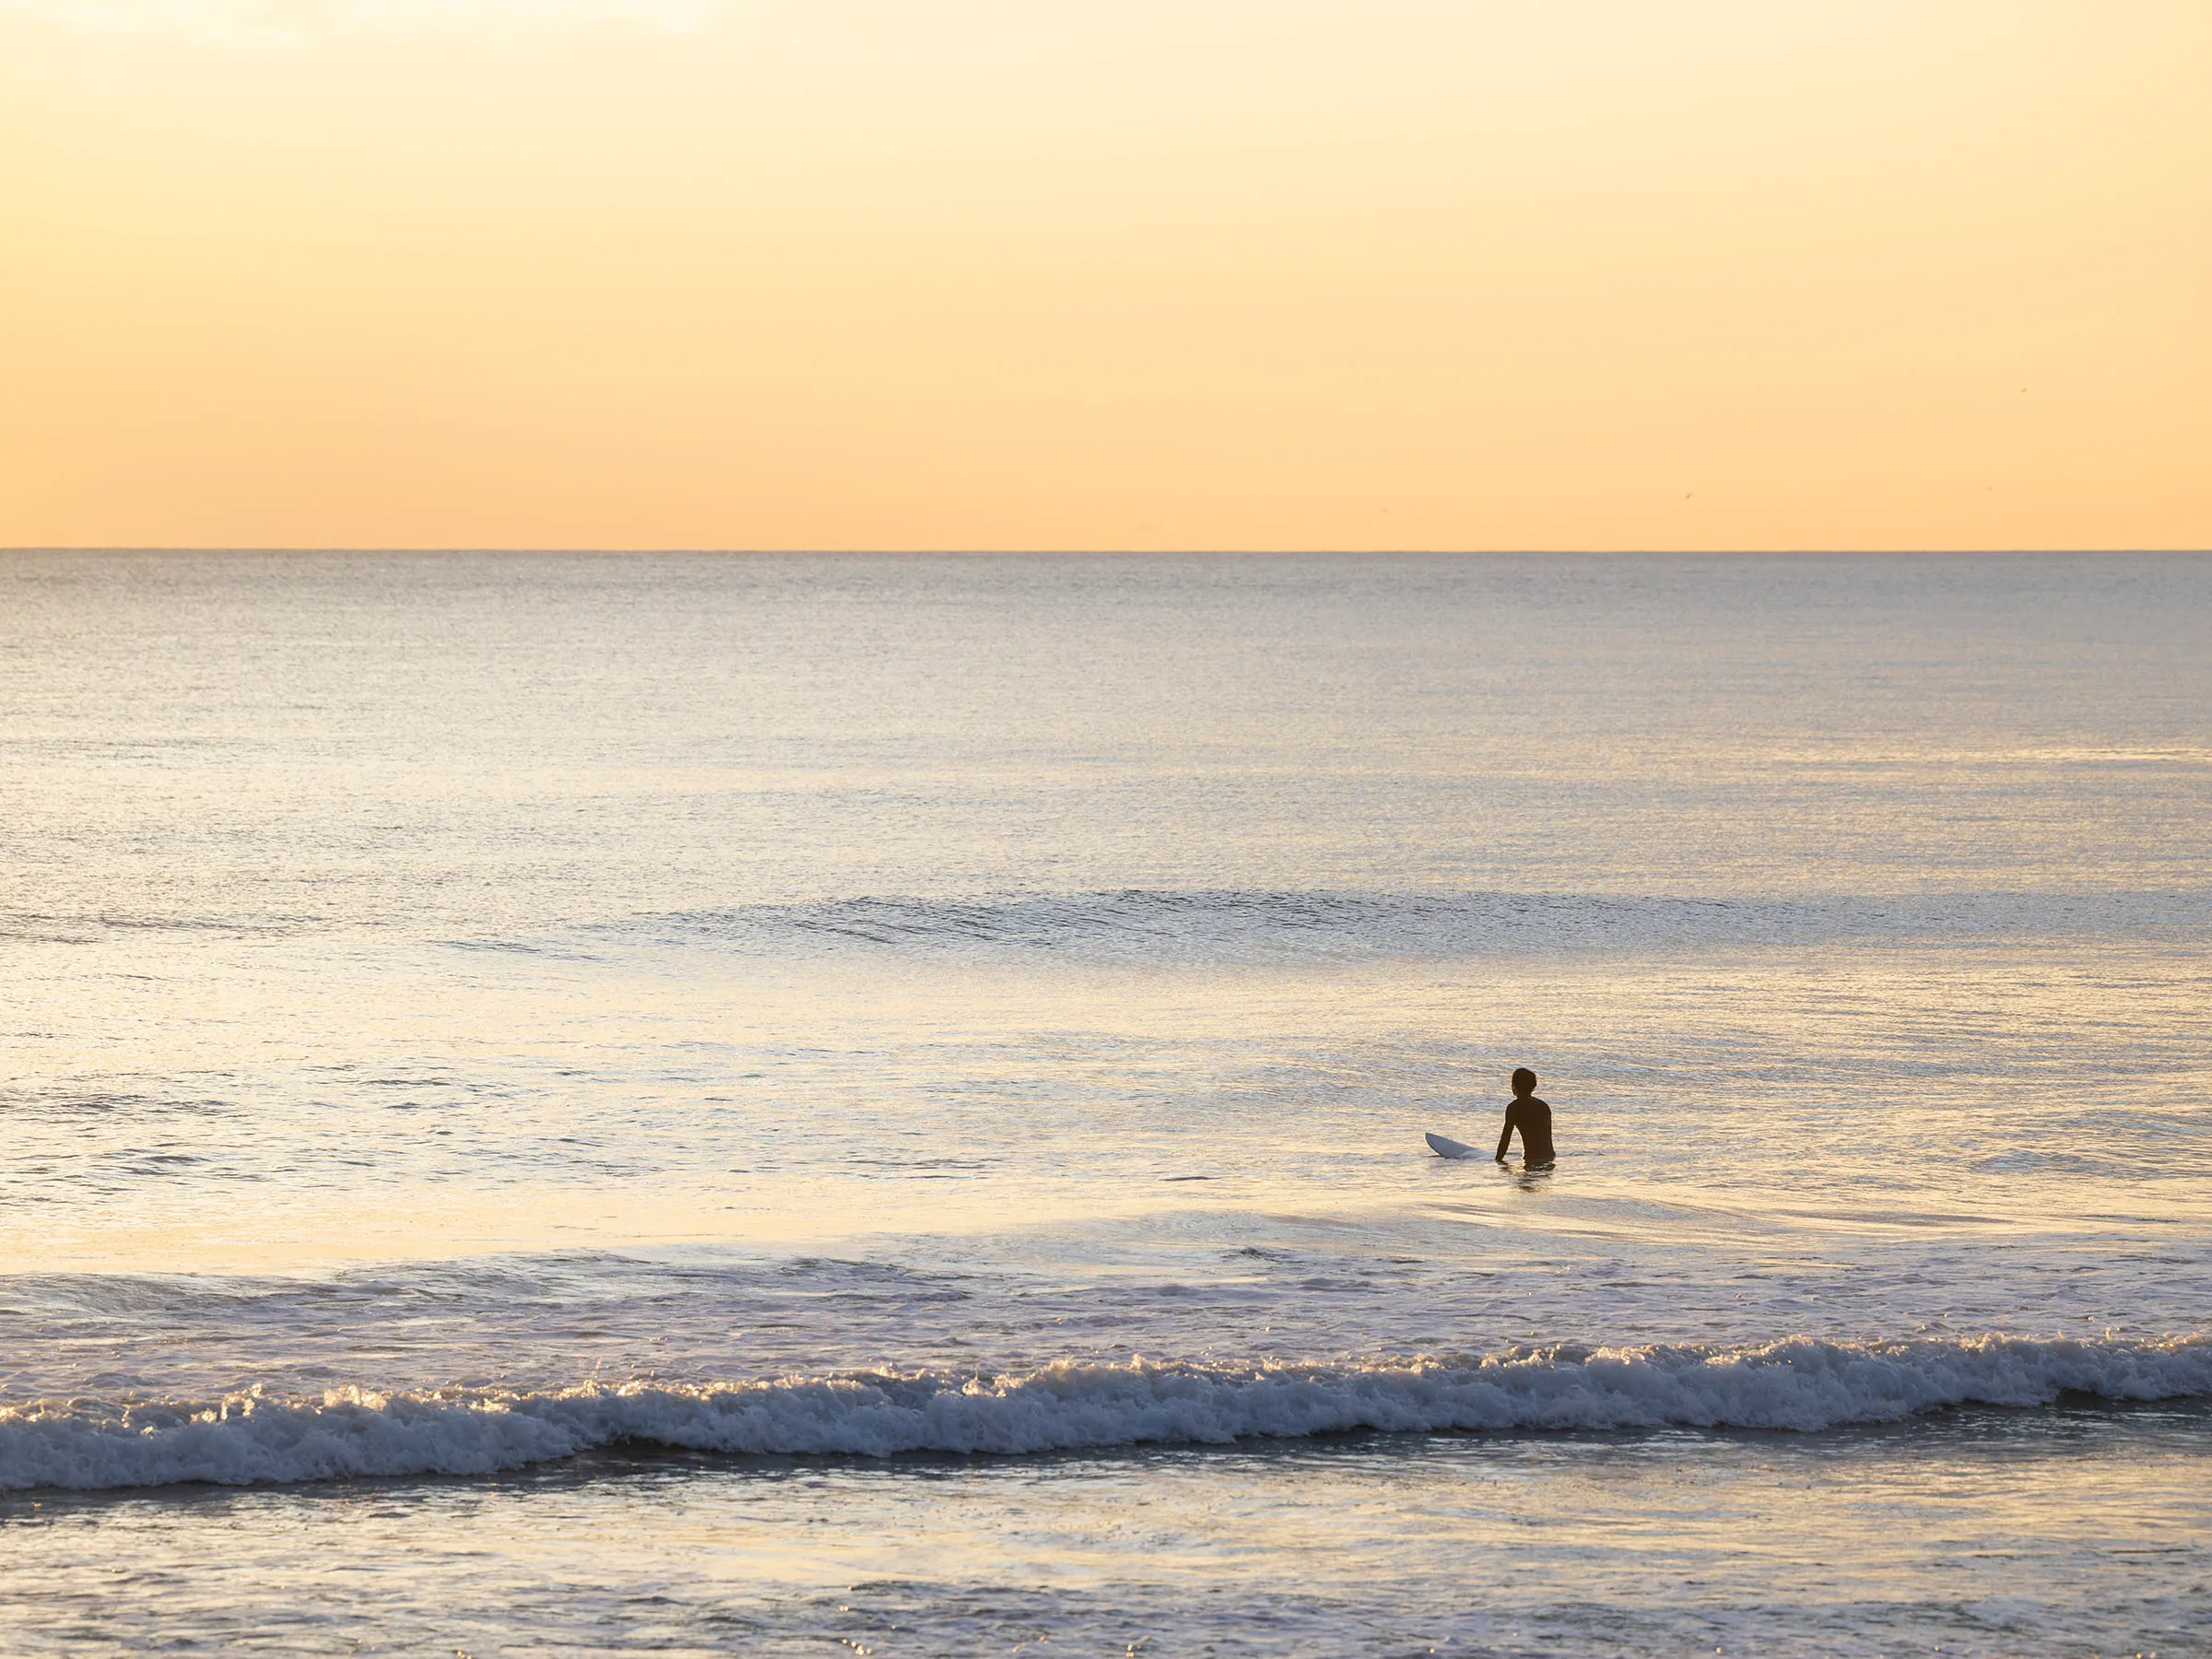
(1511, 1067), (1536, 1096)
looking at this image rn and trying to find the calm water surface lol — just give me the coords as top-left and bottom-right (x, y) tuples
(1, 553), (2207, 1653)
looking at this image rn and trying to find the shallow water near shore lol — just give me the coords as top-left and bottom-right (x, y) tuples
(5, 1405), (2207, 1656)
(2, 551), (2207, 1651)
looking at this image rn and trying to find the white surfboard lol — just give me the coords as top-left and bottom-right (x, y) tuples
(1425, 1131), (1477, 1159)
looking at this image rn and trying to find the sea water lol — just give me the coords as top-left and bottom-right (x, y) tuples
(1, 552), (2206, 1654)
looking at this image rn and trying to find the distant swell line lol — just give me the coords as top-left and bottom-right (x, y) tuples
(6, 1335), (2208, 1492)
(582, 888), (2212, 963)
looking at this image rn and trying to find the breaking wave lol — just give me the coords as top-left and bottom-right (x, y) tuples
(7, 1334), (2207, 1493)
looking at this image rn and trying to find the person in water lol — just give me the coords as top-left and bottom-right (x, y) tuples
(1495, 1067), (1556, 1167)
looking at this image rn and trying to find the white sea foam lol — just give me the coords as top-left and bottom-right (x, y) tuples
(6, 1335), (2206, 1493)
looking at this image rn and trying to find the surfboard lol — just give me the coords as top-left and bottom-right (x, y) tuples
(1425, 1131), (1477, 1159)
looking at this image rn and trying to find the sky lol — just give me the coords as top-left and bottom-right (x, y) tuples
(3, 1), (2207, 551)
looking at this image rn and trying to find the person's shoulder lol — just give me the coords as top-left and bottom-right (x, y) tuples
(1528, 1095), (1551, 1110)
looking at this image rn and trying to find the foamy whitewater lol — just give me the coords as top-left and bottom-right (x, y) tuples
(2, 553), (2207, 1654)
(10, 1338), (2212, 1494)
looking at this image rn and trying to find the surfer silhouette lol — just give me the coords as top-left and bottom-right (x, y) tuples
(1495, 1068), (1555, 1168)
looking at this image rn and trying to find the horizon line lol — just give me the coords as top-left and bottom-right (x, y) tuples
(6, 547), (2209, 559)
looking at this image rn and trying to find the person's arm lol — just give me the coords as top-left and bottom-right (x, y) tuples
(1495, 1103), (1515, 1162)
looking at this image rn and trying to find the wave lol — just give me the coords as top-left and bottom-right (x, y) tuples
(7, 1335), (2207, 1493)
(584, 888), (2212, 963)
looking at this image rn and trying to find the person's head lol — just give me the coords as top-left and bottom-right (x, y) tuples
(1511, 1067), (1536, 1099)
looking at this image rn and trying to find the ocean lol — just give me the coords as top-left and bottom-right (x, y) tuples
(2, 551), (2206, 1654)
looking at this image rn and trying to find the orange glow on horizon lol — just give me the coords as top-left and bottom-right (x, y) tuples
(3, 1), (2207, 551)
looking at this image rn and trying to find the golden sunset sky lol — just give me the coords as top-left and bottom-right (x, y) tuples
(4, 1), (2206, 550)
